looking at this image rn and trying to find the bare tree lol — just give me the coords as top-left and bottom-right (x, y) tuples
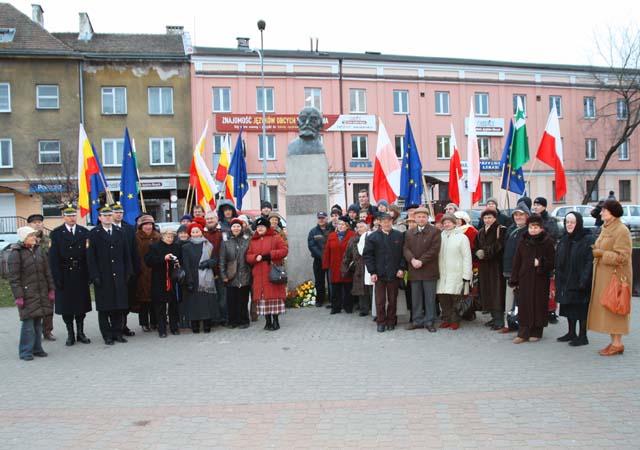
(23, 145), (78, 207)
(582, 24), (640, 204)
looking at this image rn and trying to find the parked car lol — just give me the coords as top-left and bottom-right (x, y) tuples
(621, 205), (640, 231)
(549, 205), (596, 229)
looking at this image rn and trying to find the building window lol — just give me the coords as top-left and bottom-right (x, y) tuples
(480, 182), (493, 205)
(212, 87), (231, 112)
(148, 87), (173, 115)
(0, 28), (16, 43)
(304, 87), (322, 110)
(394, 135), (404, 159)
(586, 180), (598, 202)
(256, 87), (274, 112)
(618, 140), (630, 160)
(585, 139), (597, 160)
(349, 89), (366, 113)
(0, 139), (12, 167)
(0, 83), (10, 112)
(42, 193), (62, 218)
(258, 134), (276, 160)
(38, 140), (61, 164)
(149, 138), (175, 165)
(436, 136), (451, 159)
(268, 186), (279, 209)
(550, 95), (562, 117)
(475, 92), (489, 116)
(617, 99), (628, 120)
(101, 87), (127, 114)
(435, 91), (450, 115)
(351, 135), (368, 159)
(552, 181), (566, 203)
(393, 90), (409, 114)
(102, 138), (124, 167)
(36, 85), (59, 109)
(478, 137), (491, 159)
(212, 134), (226, 170)
(619, 180), (631, 202)
(513, 94), (526, 116)
(584, 96), (595, 119)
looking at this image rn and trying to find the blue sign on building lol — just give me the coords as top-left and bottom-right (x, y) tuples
(29, 183), (66, 193)
(349, 161), (373, 168)
(479, 160), (501, 171)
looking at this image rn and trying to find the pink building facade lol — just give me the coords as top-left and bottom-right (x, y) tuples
(190, 46), (639, 216)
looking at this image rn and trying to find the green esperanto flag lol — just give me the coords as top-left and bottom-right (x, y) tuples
(510, 97), (530, 170)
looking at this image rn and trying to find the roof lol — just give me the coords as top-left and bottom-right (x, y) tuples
(53, 32), (187, 60)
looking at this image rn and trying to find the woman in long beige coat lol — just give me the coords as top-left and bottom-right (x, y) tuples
(588, 199), (632, 356)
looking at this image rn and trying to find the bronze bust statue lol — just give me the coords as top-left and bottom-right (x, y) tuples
(287, 107), (325, 155)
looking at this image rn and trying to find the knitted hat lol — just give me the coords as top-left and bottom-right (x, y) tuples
(338, 215), (351, 223)
(516, 196), (532, 210)
(377, 199), (390, 209)
(260, 201), (272, 210)
(255, 216), (270, 228)
(17, 226), (37, 242)
(193, 217), (206, 228)
(187, 222), (204, 235)
(512, 202), (531, 216)
(230, 218), (245, 227)
(441, 213), (457, 224)
(180, 214), (193, 222)
(347, 203), (360, 213)
(533, 197), (548, 208)
(486, 197), (499, 207)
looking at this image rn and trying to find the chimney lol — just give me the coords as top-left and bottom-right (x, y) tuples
(31, 4), (44, 28)
(78, 12), (94, 42)
(236, 37), (250, 50)
(166, 25), (184, 35)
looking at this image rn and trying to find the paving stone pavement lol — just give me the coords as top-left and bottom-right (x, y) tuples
(0, 301), (639, 449)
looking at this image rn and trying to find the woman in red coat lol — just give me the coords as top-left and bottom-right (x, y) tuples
(323, 216), (356, 314)
(246, 217), (288, 331)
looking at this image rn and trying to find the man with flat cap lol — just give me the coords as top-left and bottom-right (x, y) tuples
(307, 211), (332, 307)
(48, 204), (92, 346)
(87, 205), (133, 345)
(27, 213), (55, 341)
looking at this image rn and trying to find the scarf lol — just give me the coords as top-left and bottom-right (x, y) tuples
(337, 230), (347, 242)
(190, 237), (216, 294)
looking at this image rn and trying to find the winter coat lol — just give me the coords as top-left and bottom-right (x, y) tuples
(502, 224), (527, 276)
(180, 240), (218, 321)
(510, 232), (556, 328)
(403, 224), (441, 281)
(555, 229), (595, 305)
(48, 224), (92, 315)
(307, 224), (332, 259)
(217, 200), (239, 234)
(341, 234), (366, 296)
(134, 230), (161, 306)
(144, 240), (182, 303)
(203, 228), (222, 276)
(323, 229), (356, 283)
(87, 225), (133, 312)
(437, 229), (472, 295)
(219, 233), (252, 288)
(587, 218), (632, 334)
(247, 229), (288, 301)
(8, 243), (54, 321)
(363, 228), (407, 281)
(475, 222), (507, 311)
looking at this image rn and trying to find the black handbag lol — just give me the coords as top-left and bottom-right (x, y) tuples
(269, 263), (287, 284)
(455, 296), (474, 318)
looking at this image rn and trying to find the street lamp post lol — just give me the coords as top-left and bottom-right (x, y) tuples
(257, 19), (269, 203)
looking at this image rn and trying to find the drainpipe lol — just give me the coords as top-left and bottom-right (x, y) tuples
(338, 57), (348, 207)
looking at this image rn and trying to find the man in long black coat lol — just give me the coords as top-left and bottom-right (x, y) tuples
(48, 204), (92, 346)
(111, 202), (139, 336)
(87, 206), (133, 345)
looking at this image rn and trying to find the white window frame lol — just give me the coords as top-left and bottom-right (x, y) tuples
(351, 135), (368, 159)
(584, 96), (595, 119)
(513, 94), (527, 116)
(36, 84), (59, 109)
(393, 90), (409, 114)
(258, 134), (276, 160)
(435, 91), (450, 115)
(550, 95), (562, 117)
(101, 87), (127, 115)
(38, 140), (61, 164)
(478, 137), (491, 159)
(268, 186), (279, 209)
(304, 87), (322, 111)
(552, 180), (566, 203)
(149, 137), (175, 165)
(148, 87), (173, 115)
(394, 135), (404, 159)
(212, 87), (231, 112)
(436, 136), (451, 159)
(617, 99), (628, 120)
(587, 180), (598, 202)
(585, 139), (597, 160)
(101, 138), (124, 167)
(349, 89), (366, 113)
(256, 87), (274, 113)
(474, 92), (489, 116)
(618, 140), (630, 161)
(480, 181), (493, 205)
(0, 138), (13, 168)
(0, 83), (10, 112)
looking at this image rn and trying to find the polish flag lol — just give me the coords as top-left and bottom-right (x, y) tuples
(372, 118), (401, 203)
(536, 105), (566, 201)
(448, 124), (463, 206)
(467, 99), (482, 205)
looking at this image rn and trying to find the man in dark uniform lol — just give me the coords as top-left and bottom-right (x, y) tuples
(27, 213), (56, 341)
(87, 205), (133, 345)
(48, 204), (92, 346)
(111, 201), (139, 336)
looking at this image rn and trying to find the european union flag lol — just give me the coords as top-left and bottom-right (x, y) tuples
(500, 119), (526, 195)
(400, 116), (424, 209)
(120, 128), (141, 225)
(228, 128), (249, 210)
(89, 142), (107, 224)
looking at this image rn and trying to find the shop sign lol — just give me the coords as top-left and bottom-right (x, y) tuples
(215, 114), (376, 132)
(29, 183), (66, 193)
(106, 178), (177, 191)
(326, 115), (376, 132)
(464, 117), (505, 136)
(480, 160), (502, 171)
(349, 161), (373, 168)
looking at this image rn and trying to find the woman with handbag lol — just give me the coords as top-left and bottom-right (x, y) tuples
(246, 217), (288, 331)
(323, 215), (356, 314)
(219, 218), (252, 329)
(588, 199), (632, 356)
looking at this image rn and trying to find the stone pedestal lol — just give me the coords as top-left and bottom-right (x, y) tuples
(285, 153), (329, 289)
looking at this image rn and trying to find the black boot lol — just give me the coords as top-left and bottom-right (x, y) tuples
(191, 321), (200, 334)
(549, 311), (559, 324)
(76, 318), (91, 344)
(557, 319), (577, 342)
(272, 314), (280, 331)
(203, 319), (212, 333)
(570, 320), (589, 346)
(65, 322), (75, 346)
(264, 315), (273, 331)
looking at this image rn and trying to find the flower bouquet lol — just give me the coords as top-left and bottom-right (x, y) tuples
(285, 280), (317, 308)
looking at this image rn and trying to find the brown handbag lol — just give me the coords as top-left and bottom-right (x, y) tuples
(600, 266), (631, 315)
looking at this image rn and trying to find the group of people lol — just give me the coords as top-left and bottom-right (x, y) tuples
(308, 189), (632, 356)
(8, 199), (288, 361)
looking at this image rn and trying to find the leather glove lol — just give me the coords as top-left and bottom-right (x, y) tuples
(198, 261), (210, 270)
(55, 280), (64, 290)
(93, 278), (102, 288)
(48, 290), (55, 303)
(592, 248), (604, 258)
(262, 253), (271, 262)
(15, 297), (24, 309)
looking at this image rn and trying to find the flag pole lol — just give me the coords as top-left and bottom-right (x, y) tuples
(525, 159), (538, 193)
(131, 138), (146, 213)
(184, 184), (192, 215)
(420, 176), (435, 219)
(98, 171), (114, 205)
(501, 163), (513, 209)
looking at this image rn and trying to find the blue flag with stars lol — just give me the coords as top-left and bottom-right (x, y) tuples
(228, 128), (249, 210)
(400, 116), (424, 209)
(89, 142), (107, 224)
(500, 119), (526, 195)
(120, 128), (141, 225)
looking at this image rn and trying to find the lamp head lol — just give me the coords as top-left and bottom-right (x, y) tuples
(257, 20), (266, 31)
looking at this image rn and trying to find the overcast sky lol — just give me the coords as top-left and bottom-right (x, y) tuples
(9, 0), (639, 66)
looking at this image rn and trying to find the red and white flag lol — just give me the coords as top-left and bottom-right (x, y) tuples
(448, 124), (463, 206)
(536, 105), (566, 201)
(466, 99), (482, 205)
(372, 118), (401, 204)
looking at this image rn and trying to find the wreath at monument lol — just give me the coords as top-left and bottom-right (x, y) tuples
(285, 280), (317, 308)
